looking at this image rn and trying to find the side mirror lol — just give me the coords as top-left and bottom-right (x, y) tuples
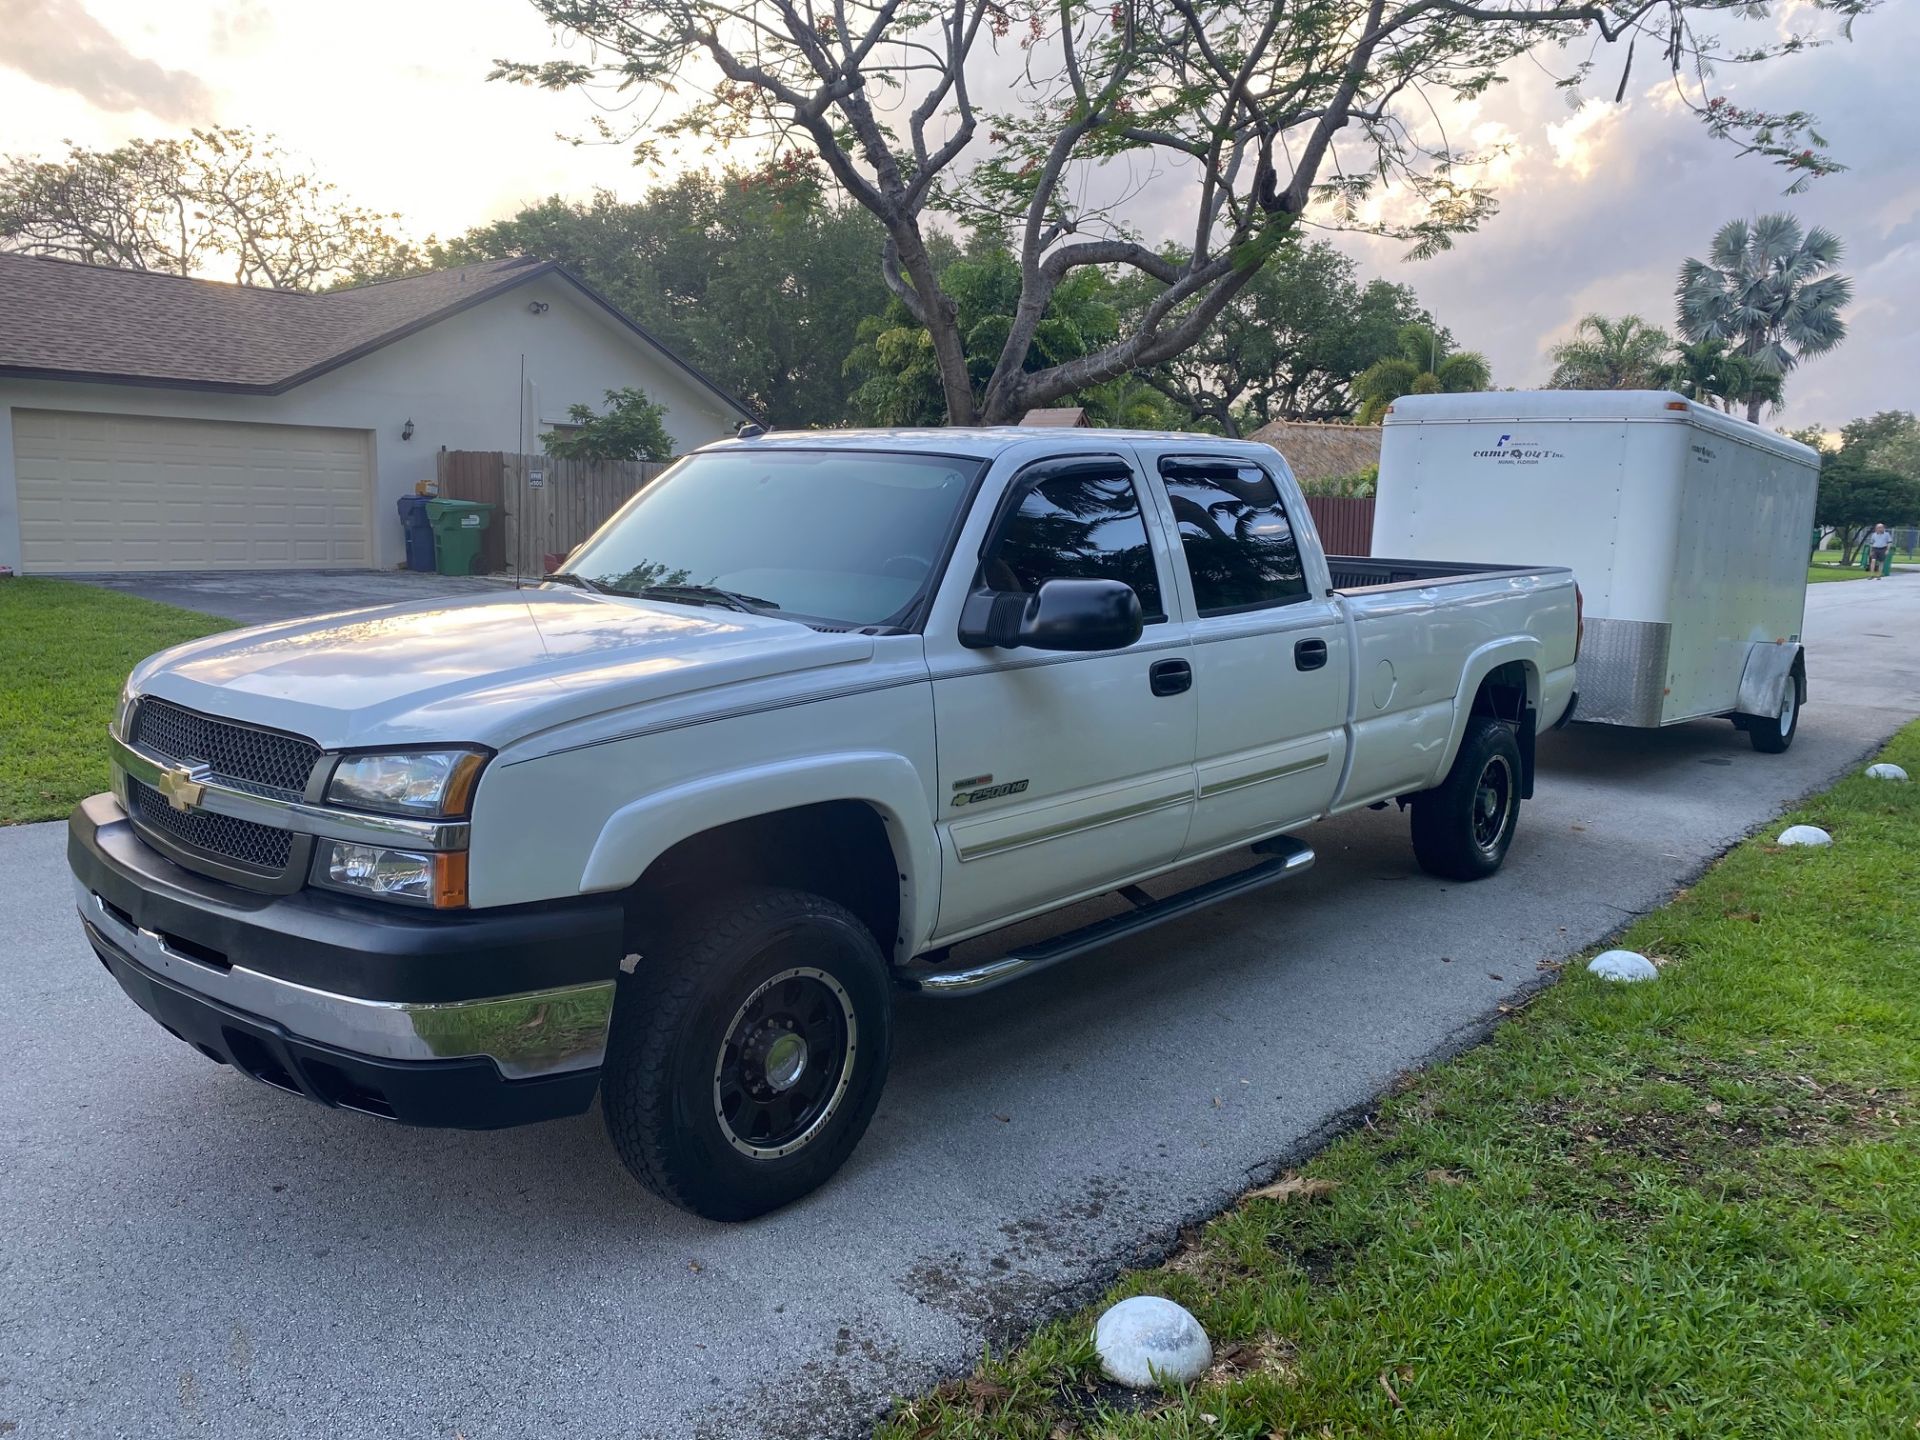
(958, 578), (1144, 652)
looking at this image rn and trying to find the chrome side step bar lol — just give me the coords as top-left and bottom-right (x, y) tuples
(897, 835), (1315, 998)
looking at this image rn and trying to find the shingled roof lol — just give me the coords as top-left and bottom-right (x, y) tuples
(1247, 418), (1381, 483)
(0, 253), (753, 416)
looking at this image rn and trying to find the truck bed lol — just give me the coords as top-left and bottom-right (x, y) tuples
(1327, 556), (1555, 593)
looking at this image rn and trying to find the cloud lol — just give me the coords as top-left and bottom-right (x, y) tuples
(0, 0), (212, 121)
(1546, 102), (1620, 179)
(1324, 10), (1920, 428)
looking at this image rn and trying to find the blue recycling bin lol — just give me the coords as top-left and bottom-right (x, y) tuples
(396, 495), (436, 572)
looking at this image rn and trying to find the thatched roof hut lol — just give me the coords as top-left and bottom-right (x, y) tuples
(1247, 419), (1381, 483)
(1019, 406), (1091, 427)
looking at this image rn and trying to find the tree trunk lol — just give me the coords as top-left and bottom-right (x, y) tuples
(888, 225), (975, 425)
(1746, 392), (1763, 424)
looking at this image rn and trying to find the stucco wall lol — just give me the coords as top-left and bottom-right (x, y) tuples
(0, 272), (744, 572)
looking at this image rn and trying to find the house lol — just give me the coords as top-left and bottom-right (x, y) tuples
(1245, 419), (1381, 485)
(0, 254), (753, 573)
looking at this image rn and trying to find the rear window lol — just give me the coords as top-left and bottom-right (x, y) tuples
(1160, 459), (1309, 615)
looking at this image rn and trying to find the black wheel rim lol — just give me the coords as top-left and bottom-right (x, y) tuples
(1472, 754), (1514, 853)
(713, 965), (857, 1160)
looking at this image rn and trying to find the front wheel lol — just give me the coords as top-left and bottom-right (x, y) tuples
(1410, 716), (1523, 881)
(1746, 677), (1801, 754)
(601, 887), (893, 1221)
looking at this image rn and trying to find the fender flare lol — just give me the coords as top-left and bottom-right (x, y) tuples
(578, 751), (940, 958)
(1436, 637), (1543, 785)
(1735, 640), (1806, 720)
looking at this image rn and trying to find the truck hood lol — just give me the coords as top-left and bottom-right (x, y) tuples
(132, 589), (878, 752)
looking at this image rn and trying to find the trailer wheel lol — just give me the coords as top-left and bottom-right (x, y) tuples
(1410, 717), (1522, 881)
(1746, 675), (1802, 754)
(601, 886), (892, 1221)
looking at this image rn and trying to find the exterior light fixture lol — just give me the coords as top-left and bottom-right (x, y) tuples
(401, 418), (416, 441)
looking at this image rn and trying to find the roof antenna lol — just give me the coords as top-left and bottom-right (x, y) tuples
(514, 352), (526, 590)
(735, 420), (766, 439)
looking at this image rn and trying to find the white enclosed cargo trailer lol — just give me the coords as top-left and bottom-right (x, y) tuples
(1373, 391), (1821, 751)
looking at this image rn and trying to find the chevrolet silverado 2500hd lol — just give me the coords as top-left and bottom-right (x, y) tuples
(71, 428), (1578, 1219)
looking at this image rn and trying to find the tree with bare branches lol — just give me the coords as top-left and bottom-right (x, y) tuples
(496, 0), (1874, 425)
(0, 127), (424, 291)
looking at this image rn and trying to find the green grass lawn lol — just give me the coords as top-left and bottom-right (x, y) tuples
(885, 725), (1920, 1439)
(0, 578), (230, 824)
(1809, 549), (1914, 583)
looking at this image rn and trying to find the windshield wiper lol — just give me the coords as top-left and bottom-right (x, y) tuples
(633, 583), (780, 614)
(541, 571), (607, 595)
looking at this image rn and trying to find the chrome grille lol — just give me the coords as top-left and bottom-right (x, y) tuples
(131, 699), (320, 796)
(123, 699), (319, 884)
(128, 779), (294, 874)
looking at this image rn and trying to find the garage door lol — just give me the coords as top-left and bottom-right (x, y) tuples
(13, 409), (372, 571)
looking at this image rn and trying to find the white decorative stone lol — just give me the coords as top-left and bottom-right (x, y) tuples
(1866, 763), (1910, 783)
(1093, 1296), (1213, 1389)
(1777, 824), (1832, 847)
(1588, 949), (1659, 983)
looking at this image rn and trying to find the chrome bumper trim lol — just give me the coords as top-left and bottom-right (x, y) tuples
(77, 882), (611, 1078)
(110, 733), (470, 850)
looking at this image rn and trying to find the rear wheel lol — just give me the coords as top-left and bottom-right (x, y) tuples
(1746, 676), (1801, 754)
(602, 886), (892, 1221)
(1410, 717), (1522, 881)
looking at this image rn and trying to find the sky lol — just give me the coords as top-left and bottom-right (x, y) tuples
(1, 0), (1914, 430)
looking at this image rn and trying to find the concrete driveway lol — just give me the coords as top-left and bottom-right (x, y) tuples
(3, 579), (1917, 1440)
(66, 569), (509, 625)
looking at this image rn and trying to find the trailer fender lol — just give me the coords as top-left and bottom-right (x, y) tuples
(1736, 641), (1806, 720)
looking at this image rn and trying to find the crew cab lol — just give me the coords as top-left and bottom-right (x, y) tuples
(70, 428), (1578, 1219)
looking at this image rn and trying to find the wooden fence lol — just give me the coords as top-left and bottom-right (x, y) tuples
(436, 451), (671, 576)
(436, 450), (1373, 576)
(1302, 495), (1375, 557)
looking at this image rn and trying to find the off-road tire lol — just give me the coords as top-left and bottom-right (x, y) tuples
(1410, 716), (1523, 882)
(602, 886), (892, 1221)
(1745, 675), (1801, 754)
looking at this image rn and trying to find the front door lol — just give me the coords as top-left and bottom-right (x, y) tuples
(927, 455), (1197, 941)
(1153, 454), (1348, 858)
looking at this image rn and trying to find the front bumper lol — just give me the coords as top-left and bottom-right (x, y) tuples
(70, 794), (625, 1129)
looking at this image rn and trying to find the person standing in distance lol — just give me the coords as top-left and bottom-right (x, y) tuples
(1868, 522), (1894, 578)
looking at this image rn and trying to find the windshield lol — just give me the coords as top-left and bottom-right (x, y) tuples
(560, 448), (984, 628)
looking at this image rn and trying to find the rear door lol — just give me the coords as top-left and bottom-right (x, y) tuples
(1151, 453), (1348, 859)
(925, 453), (1197, 941)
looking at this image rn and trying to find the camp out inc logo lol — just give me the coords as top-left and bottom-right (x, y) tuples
(1471, 432), (1565, 466)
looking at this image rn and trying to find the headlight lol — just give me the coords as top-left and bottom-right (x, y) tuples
(325, 749), (487, 817)
(313, 841), (469, 908)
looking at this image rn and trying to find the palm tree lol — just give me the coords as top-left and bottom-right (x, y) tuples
(1675, 214), (1851, 422)
(1548, 313), (1673, 390)
(1354, 323), (1491, 423)
(1663, 338), (1785, 416)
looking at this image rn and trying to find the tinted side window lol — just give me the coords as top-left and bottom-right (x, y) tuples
(980, 467), (1165, 621)
(1162, 460), (1309, 615)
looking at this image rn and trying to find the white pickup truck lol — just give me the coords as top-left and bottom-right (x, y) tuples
(71, 428), (1578, 1219)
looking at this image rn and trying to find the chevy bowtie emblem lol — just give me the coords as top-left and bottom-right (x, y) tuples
(156, 763), (211, 813)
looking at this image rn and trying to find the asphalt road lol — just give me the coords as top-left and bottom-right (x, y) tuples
(67, 570), (508, 625)
(4, 578), (1917, 1440)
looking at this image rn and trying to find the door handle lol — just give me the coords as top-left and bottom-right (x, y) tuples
(1148, 658), (1192, 697)
(1294, 638), (1329, 671)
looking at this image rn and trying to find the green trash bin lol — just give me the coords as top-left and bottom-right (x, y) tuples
(424, 498), (495, 576)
